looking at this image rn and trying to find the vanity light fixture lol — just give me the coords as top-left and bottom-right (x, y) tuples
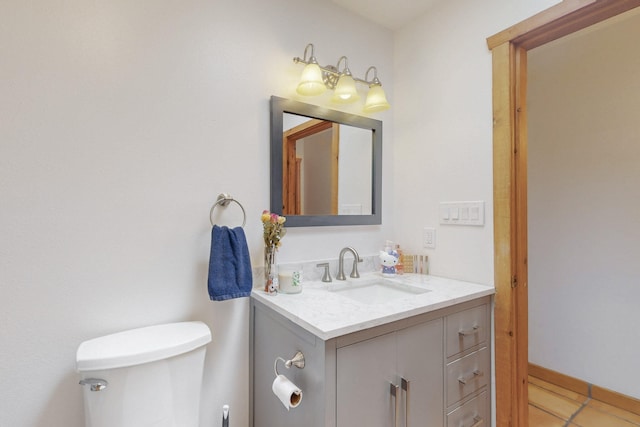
(293, 43), (390, 113)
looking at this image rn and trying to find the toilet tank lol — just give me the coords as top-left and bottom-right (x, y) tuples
(76, 321), (212, 427)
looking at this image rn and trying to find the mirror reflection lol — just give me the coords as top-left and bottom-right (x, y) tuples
(270, 96), (382, 227)
(282, 113), (373, 216)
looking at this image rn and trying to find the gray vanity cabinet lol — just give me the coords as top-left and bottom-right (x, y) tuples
(336, 319), (443, 427)
(250, 296), (491, 427)
(336, 331), (397, 426)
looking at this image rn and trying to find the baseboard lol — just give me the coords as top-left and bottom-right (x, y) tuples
(528, 363), (640, 416)
(592, 385), (640, 416)
(528, 363), (590, 396)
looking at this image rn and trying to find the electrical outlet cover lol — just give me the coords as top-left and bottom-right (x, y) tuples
(423, 227), (436, 248)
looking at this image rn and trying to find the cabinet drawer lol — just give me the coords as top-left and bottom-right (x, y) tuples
(446, 347), (489, 406)
(446, 305), (487, 357)
(447, 391), (488, 427)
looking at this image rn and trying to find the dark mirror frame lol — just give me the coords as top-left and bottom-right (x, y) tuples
(270, 96), (382, 227)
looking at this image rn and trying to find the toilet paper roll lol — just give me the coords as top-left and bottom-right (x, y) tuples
(272, 374), (302, 410)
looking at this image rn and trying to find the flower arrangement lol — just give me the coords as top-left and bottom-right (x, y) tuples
(261, 210), (287, 249)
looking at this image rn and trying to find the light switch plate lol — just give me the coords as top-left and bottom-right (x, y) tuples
(440, 201), (485, 226)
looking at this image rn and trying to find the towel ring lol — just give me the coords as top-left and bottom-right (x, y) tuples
(209, 193), (246, 228)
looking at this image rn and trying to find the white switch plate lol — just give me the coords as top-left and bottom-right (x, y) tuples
(440, 201), (485, 226)
(423, 227), (436, 248)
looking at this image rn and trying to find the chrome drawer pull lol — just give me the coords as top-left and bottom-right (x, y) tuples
(401, 378), (410, 427)
(458, 369), (484, 385)
(390, 383), (400, 427)
(469, 415), (484, 427)
(458, 325), (480, 337)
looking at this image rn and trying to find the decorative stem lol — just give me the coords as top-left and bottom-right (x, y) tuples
(264, 245), (278, 294)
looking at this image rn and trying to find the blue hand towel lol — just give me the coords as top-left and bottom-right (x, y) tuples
(208, 225), (253, 301)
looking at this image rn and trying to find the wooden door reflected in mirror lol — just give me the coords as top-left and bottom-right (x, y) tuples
(282, 119), (339, 215)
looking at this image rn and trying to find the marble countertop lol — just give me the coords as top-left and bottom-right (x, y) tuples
(251, 273), (494, 341)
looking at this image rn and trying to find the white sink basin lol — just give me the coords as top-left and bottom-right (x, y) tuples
(329, 279), (430, 305)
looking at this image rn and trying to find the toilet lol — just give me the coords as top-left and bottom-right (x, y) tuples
(76, 321), (211, 427)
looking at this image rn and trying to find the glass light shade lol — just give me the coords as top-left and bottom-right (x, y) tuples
(331, 74), (359, 103)
(296, 63), (326, 96)
(363, 85), (391, 113)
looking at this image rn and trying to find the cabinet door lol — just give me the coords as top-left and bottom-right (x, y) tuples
(336, 332), (397, 427)
(397, 319), (444, 427)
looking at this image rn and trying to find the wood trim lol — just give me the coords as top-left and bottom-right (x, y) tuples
(294, 158), (301, 214)
(487, 0), (597, 48)
(592, 385), (640, 416)
(489, 1), (640, 426)
(330, 123), (339, 215)
(284, 119), (333, 140)
(487, 0), (640, 50)
(514, 45), (529, 427)
(491, 41), (530, 427)
(491, 41), (519, 427)
(528, 363), (590, 396)
(529, 363), (640, 416)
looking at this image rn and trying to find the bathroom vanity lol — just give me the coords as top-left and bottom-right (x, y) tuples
(250, 273), (493, 427)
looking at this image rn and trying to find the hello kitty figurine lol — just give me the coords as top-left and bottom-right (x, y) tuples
(379, 250), (399, 276)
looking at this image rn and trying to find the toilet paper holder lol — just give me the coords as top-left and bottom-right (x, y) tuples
(274, 351), (305, 375)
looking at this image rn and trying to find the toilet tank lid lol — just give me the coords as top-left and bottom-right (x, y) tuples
(76, 321), (212, 372)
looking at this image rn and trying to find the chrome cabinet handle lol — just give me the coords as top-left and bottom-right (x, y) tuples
(469, 415), (484, 427)
(458, 369), (484, 385)
(401, 378), (410, 427)
(390, 383), (400, 427)
(458, 325), (480, 337)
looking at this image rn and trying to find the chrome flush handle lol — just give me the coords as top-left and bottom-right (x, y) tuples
(79, 378), (108, 392)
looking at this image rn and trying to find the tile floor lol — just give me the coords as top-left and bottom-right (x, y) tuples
(528, 375), (640, 426)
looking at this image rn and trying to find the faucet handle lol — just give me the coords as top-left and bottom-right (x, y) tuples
(316, 263), (332, 282)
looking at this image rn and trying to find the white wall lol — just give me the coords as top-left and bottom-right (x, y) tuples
(338, 125), (372, 214)
(392, 0), (560, 284)
(0, 0), (393, 426)
(528, 10), (640, 399)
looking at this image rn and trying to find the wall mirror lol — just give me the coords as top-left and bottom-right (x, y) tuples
(270, 96), (382, 227)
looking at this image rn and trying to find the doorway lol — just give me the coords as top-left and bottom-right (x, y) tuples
(487, 1), (640, 426)
(282, 119), (339, 215)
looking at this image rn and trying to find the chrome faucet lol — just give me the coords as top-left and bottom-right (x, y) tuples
(337, 247), (363, 280)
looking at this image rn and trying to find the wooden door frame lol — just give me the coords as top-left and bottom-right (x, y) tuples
(487, 1), (640, 426)
(282, 119), (339, 215)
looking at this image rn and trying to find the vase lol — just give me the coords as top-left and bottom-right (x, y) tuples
(264, 245), (278, 294)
